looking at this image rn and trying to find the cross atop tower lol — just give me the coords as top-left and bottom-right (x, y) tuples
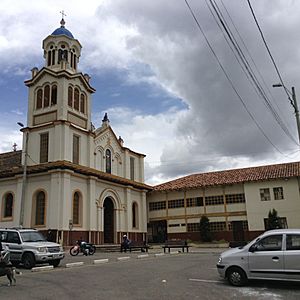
(60, 10), (67, 19)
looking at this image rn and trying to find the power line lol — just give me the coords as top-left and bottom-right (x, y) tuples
(205, 0), (298, 145)
(247, 0), (294, 106)
(183, 0), (285, 154)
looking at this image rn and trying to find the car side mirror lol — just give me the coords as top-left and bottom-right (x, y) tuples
(249, 244), (257, 252)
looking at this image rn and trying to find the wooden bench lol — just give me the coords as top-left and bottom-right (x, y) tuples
(162, 240), (190, 253)
(121, 241), (149, 252)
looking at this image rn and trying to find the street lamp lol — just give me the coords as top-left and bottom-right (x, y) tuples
(272, 84), (300, 145)
(17, 122), (28, 228)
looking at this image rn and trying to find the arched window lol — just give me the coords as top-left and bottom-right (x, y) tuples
(47, 50), (51, 66)
(80, 94), (85, 113)
(73, 54), (77, 69)
(132, 202), (138, 228)
(68, 86), (73, 107)
(36, 89), (43, 109)
(70, 52), (74, 68)
(35, 191), (46, 226)
(51, 85), (57, 105)
(58, 49), (63, 63)
(105, 149), (112, 174)
(74, 88), (79, 110)
(44, 85), (50, 107)
(72, 192), (81, 225)
(3, 193), (13, 218)
(51, 49), (55, 65)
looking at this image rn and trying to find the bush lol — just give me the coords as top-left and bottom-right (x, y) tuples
(200, 215), (212, 242)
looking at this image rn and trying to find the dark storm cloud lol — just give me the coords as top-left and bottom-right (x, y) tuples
(100, 0), (300, 182)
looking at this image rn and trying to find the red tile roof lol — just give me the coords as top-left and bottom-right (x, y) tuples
(0, 151), (22, 172)
(153, 161), (300, 191)
(0, 153), (151, 191)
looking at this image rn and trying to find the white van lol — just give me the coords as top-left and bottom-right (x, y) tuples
(217, 229), (300, 286)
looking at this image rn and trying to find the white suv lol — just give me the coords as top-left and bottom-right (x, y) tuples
(0, 228), (65, 269)
(217, 229), (300, 286)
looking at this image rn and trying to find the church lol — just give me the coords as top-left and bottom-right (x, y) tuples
(0, 19), (151, 246)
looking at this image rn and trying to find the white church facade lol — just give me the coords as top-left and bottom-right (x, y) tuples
(0, 19), (151, 246)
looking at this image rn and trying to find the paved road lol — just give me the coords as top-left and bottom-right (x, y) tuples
(1, 250), (300, 299)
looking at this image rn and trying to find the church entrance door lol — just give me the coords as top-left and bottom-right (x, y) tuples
(103, 197), (114, 243)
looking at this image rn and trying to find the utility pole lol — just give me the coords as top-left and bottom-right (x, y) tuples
(273, 84), (300, 145)
(18, 122), (28, 228)
(291, 87), (300, 144)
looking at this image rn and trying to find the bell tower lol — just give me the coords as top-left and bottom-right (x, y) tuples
(23, 18), (95, 167)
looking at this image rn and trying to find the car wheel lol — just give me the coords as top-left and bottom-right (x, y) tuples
(227, 267), (247, 286)
(22, 253), (35, 269)
(49, 259), (60, 267)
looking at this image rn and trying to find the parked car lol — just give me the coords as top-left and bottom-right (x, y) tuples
(0, 228), (64, 269)
(217, 229), (300, 286)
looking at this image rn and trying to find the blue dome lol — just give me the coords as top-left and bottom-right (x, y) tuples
(52, 27), (74, 38)
(51, 19), (74, 38)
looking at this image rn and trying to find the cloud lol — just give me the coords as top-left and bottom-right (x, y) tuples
(1, 0), (300, 185)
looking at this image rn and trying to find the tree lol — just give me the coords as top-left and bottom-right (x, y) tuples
(266, 208), (282, 230)
(199, 215), (212, 242)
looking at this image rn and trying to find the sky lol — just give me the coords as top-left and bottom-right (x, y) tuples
(1, 0), (300, 185)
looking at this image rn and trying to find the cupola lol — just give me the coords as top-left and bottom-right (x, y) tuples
(42, 18), (82, 74)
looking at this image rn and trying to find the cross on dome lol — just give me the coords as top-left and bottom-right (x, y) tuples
(60, 10), (67, 27)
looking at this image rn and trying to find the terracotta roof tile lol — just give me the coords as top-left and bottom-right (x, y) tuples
(0, 156), (152, 191)
(153, 161), (300, 191)
(0, 151), (22, 172)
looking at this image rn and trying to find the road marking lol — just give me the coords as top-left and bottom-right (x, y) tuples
(93, 259), (109, 264)
(31, 265), (54, 272)
(137, 254), (149, 259)
(189, 278), (220, 283)
(117, 256), (130, 261)
(65, 262), (84, 268)
(155, 253), (165, 257)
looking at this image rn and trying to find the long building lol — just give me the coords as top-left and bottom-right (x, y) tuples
(147, 162), (300, 243)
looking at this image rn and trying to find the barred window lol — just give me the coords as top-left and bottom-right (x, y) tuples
(168, 199), (184, 209)
(205, 195), (224, 206)
(187, 197), (203, 207)
(149, 201), (166, 211)
(264, 217), (287, 230)
(228, 221), (248, 231)
(3, 193), (13, 218)
(73, 192), (81, 225)
(35, 191), (46, 226)
(40, 132), (49, 163)
(225, 194), (245, 204)
(169, 224), (180, 227)
(187, 223), (200, 232)
(260, 188), (271, 201)
(73, 135), (80, 164)
(273, 187), (284, 200)
(209, 222), (226, 232)
(130, 157), (135, 181)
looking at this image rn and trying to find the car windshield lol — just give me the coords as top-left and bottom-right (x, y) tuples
(20, 231), (46, 242)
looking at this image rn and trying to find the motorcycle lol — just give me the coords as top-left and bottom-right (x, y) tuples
(69, 240), (96, 256)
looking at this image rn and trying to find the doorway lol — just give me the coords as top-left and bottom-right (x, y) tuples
(232, 221), (245, 242)
(103, 197), (114, 243)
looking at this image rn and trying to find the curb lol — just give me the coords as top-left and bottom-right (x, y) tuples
(155, 253), (165, 257)
(137, 254), (149, 259)
(93, 259), (109, 264)
(117, 256), (130, 261)
(31, 265), (54, 272)
(66, 262), (84, 268)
